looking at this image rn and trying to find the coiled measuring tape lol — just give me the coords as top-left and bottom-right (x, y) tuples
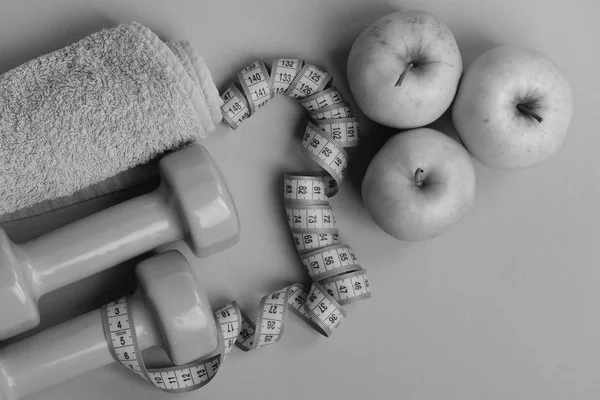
(102, 58), (371, 393)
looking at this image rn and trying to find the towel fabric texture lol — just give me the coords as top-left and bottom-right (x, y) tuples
(0, 22), (223, 222)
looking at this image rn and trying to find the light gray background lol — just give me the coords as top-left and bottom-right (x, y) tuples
(1, 0), (598, 399)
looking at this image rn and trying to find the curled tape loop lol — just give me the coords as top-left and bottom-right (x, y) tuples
(104, 58), (370, 393)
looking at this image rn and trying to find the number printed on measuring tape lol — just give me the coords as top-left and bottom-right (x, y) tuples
(315, 117), (360, 148)
(102, 296), (251, 394)
(299, 86), (344, 111)
(291, 231), (340, 254)
(300, 244), (360, 280)
(237, 60), (273, 113)
(270, 58), (303, 95)
(285, 64), (332, 99)
(301, 122), (348, 189)
(303, 284), (346, 335)
(256, 289), (287, 348)
(319, 270), (371, 305)
(286, 205), (336, 231)
(215, 303), (241, 357)
(220, 84), (251, 130)
(283, 174), (329, 204)
(309, 102), (354, 120)
(103, 297), (146, 377)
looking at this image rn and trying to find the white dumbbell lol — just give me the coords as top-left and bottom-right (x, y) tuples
(0, 251), (218, 400)
(0, 143), (239, 340)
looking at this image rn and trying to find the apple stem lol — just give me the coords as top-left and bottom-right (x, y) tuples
(394, 62), (414, 87)
(516, 104), (543, 123)
(415, 168), (425, 187)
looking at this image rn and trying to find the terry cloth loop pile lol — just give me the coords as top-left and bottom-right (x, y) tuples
(0, 22), (223, 222)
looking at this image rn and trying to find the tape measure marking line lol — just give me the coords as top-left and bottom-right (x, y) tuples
(309, 102), (354, 120)
(319, 270), (372, 305)
(102, 297), (242, 393)
(285, 205), (336, 230)
(285, 64), (332, 99)
(286, 285), (327, 334)
(145, 352), (221, 389)
(102, 297), (150, 382)
(270, 58), (303, 95)
(255, 289), (288, 348)
(144, 316), (227, 393)
(221, 84), (251, 130)
(315, 118), (360, 148)
(302, 122), (348, 176)
(283, 175), (328, 204)
(287, 283), (344, 337)
(235, 308), (257, 351)
(282, 172), (336, 199)
(302, 251), (357, 273)
(302, 284), (346, 337)
(300, 244), (357, 265)
(101, 296), (230, 393)
(230, 282), (350, 348)
(237, 60), (273, 114)
(299, 86), (344, 111)
(300, 123), (348, 192)
(299, 245), (361, 281)
(216, 302), (242, 356)
(234, 289), (288, 351)
(291, 230), (340, 254)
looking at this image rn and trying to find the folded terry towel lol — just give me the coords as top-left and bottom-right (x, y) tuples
(0, 22), (223, 221)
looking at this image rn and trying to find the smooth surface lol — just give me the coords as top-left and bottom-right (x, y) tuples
(21, 188), (182, 297)
(136, 251), (219, 365)
(0, 0), (598, 399)
(158, 144), (241, 258)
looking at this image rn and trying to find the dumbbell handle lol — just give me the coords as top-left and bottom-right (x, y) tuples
(17, 185), (183, 299)
(0, 291), (161, 400)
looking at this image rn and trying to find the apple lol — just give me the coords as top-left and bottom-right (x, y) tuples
(452, 45), (573, 169)
(346, 10), (462, 129)
(362, 128), (476, 241)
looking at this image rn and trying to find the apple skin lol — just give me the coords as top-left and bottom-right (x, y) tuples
(451, 45), (573, 169)
(347, 10), (462, 129)
(362, 128), (476, 241)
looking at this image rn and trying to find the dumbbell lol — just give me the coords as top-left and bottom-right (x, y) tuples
(0, 143), (239, 340)
(0, 250), (218, 400)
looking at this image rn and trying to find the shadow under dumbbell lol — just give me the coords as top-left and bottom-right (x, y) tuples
(0, 180), (159, 345)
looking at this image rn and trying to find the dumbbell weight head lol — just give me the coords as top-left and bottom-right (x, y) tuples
(0, 250), (218, 400)
(158, 144), (240, 258)
(135, 250), (218, 364)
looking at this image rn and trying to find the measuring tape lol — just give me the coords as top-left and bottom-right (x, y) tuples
(102, 58), (371, 393)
